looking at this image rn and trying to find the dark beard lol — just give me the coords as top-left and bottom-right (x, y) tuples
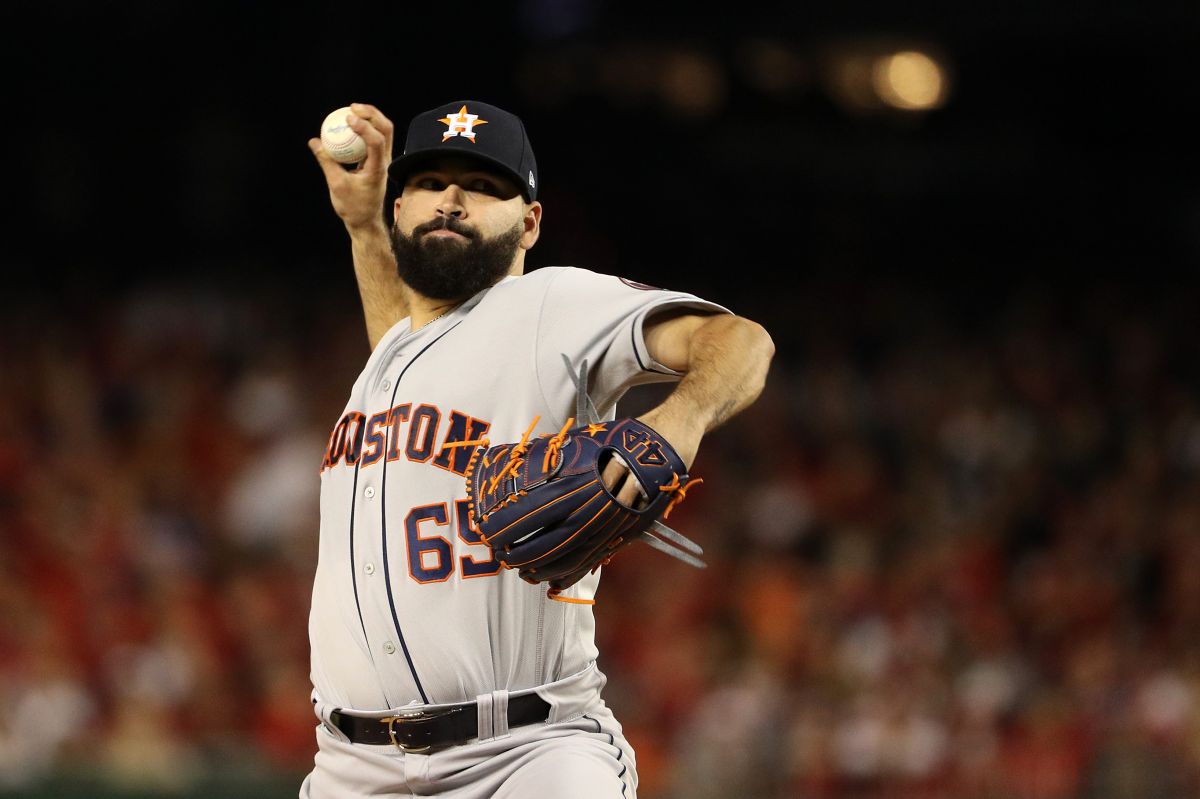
(390, 216), (523, 301)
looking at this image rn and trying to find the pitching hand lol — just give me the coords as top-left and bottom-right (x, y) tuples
(308, 102), (394, 232)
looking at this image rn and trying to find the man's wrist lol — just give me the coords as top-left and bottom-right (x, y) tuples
(344, 214), (391, 238)
(637, 407), (705, 469)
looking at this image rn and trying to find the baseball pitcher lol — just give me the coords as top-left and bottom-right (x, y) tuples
(300, 99), (775, 798)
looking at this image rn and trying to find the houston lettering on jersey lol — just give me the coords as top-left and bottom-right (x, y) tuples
(321, 404), (500, 583)
(321, 403), (491, 476)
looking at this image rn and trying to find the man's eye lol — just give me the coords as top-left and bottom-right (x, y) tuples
(468, 179), (497, 194)
(416, 177), (443, 190)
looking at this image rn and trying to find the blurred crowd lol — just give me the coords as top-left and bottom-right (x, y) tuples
(2, 273), (1199, 798)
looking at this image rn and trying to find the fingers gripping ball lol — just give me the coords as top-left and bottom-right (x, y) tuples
(320, 106), (367, 164)
(461, 418), (700, 600)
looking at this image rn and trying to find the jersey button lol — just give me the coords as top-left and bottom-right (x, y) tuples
(364, 562), (375, 575)
(365, 486), (375, 498)
(383, 641), (396, 655)
(381, 380), (391, 391)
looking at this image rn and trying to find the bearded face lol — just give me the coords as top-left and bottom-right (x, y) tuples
(390, 214), (524, 301)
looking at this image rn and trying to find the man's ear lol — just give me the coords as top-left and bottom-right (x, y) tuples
(521, 202), (542, 250)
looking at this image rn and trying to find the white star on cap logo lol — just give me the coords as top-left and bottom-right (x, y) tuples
(439, 106), (488, 142)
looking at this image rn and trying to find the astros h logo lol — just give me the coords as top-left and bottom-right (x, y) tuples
(439, 105), (489, 142)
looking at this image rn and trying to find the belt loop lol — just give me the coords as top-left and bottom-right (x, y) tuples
(475, 691), (495, 742)
(311, 690), (351, 743)
(492, 690), (511, 739)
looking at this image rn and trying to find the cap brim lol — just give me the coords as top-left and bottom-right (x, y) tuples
(387, 148), (532, 202)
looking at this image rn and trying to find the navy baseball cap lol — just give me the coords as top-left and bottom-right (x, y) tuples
(388, 100), (538, 202)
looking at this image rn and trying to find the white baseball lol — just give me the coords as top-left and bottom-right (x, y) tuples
(320, 106), (367, 164)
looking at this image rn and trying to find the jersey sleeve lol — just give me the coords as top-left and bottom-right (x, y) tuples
(534, 267), (731, 419)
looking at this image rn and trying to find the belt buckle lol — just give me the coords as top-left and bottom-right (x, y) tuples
(381, 707), (463, 754)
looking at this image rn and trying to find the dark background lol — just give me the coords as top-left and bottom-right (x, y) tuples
(6, 1), (1198, 311)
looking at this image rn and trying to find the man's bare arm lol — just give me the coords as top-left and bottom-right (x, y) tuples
(345, 225), (407, 349)
(640, 311), (774, 463)
(602, 310), (775, 505)
(309, 102), (408, 349)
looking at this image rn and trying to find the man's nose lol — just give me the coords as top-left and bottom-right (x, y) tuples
(436, 185), (467, 217)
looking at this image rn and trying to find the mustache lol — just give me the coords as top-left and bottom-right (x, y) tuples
(412, 216), (478, 240)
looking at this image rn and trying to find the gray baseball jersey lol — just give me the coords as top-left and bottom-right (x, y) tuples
(304, 266), (727, 795)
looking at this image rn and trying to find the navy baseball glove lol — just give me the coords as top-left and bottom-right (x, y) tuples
(458, 360), (705, 602)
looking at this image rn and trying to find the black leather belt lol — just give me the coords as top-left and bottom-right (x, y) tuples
(329, 693), (551, 753)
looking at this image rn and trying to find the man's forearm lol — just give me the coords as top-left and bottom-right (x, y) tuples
(663, 316), (773, 430)
(640, 315), (775, 467)
(350, 223), (409, 350)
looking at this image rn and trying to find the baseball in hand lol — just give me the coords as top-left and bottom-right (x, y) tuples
(320, 106), (367, 164)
